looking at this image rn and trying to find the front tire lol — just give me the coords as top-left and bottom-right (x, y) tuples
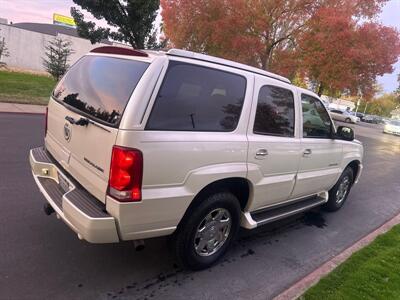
(323, 167), (354, 212)
(345, 118), (351, 123)
(173, 192), (240, 270)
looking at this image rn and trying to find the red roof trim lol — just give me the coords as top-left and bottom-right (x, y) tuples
(90, 46), (148, 57)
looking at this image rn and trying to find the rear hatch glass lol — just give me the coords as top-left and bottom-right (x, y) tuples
(53, 55), (149, 126)
(46, 55), (149, 202)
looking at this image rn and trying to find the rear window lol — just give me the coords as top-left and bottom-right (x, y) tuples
(145, 61), (247, 132)
(389, 120), (400, 126)
(331, 110), (343, 114)
(53, 55), (149, 126)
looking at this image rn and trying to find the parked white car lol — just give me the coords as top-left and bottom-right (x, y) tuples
(383, 119), (400, 136)
(329, 109), (359, 123)
(30, 47), (364, 270)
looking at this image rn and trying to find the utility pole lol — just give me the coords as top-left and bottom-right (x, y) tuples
(363, 102), (368, 114)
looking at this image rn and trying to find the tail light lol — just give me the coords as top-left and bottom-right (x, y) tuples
(108, 146), (143, 202)
(45, 107), (48, 136)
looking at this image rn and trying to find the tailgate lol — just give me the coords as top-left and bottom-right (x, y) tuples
(45, 55), (149, 203)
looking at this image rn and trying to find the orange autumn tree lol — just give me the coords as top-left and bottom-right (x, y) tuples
(161, 0), (321, 68)
(298, 7), (400, 97)
(161, 0), (399, 98)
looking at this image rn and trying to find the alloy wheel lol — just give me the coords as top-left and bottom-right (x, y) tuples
(194, 208), (232, 257)
(336, 176), (351, 205)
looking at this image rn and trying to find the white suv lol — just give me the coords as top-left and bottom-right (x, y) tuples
(30, 47), (363, 270)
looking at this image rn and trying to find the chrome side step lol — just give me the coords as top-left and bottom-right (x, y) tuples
(240, 192), (328, 229)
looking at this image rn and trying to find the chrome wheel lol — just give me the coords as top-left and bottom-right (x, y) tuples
(336, 176), (350, 205)
(194, 208), (232, 257)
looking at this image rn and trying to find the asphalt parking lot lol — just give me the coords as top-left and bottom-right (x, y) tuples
(1, 113), (399, 300)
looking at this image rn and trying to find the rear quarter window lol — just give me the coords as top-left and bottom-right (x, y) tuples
(53, 55), (149, 126)
(145, 61), (247, 132)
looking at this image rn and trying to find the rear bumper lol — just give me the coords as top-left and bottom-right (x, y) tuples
(29, 147), (119, 243)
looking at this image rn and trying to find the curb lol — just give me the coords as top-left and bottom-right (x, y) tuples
(0, 111), (45, 115)
(0, 103), (46, 115)
(273, 212), (400, 300)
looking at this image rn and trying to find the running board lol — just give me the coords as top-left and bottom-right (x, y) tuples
(240, 192), (328, 229)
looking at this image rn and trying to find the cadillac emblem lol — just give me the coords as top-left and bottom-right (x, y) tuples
(64, 122), (72, 142)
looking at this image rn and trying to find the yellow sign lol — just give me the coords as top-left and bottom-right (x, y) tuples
(53, 13), (76, 27)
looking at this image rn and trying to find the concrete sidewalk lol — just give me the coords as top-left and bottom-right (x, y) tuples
(0, 102), (46, 114)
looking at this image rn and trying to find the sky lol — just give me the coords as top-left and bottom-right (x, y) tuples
(0, 0), (399, 92)
(376, 0), (400, 92)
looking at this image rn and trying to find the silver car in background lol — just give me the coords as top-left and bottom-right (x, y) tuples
(329, 109), (359, 123)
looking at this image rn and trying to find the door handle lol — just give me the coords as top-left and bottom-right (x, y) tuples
(303, 149), (312, 157)
(65, 116), (75, 124)
(255, 149), (268, 159)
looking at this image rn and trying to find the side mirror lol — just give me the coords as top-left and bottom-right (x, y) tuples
(336, 126), (354, 141)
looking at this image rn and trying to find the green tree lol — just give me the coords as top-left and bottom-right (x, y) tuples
(42, 37), (74, 80)
(292, 72), (308, 88)
(395, 74), (400, 102)
(358, 93), (398, 117)
(0, 29), (10, 68)
(71, 0), (161, 49)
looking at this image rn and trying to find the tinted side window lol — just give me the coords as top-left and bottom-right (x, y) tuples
(146, 61), (247, 131)
(253, 85), (295, 137)
(53, 56), (149, 126)
(302, 94), (332, 138)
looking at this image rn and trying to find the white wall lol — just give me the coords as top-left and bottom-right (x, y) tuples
(0, 24), (107, 73)
(321, 95), (356, 111)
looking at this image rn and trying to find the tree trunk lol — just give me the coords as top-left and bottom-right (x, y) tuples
(261, 45), (274, 70)
(317, 82), (324, 97)
(363, 102), (368, 114)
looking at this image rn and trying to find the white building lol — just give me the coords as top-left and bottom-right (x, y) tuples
(0, 21), (110, 73)
(320, 95), (356, 111)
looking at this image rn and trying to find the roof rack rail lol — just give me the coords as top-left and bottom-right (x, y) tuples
(166, 49), (290, 84)
(90, 46), (148, 57)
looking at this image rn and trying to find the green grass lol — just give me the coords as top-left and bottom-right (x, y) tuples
(0, 70), (56, 105)
(302, 225), (400, 300)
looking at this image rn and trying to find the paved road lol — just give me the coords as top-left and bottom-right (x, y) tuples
(1, 113), (399, 300)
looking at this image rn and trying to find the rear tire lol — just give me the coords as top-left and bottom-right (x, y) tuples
(323, 167), (354, 212)
(172, 192), (240, 270)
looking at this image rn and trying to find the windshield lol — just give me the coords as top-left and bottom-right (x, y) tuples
(53, 55), (149, 126)
(389, 120), (400, 126)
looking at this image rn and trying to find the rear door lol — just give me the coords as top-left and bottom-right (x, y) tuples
(45, 55), (149, 202)
(247, 76), (302, 211)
